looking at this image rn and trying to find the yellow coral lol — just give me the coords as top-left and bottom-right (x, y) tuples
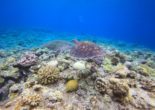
(66, 80), (78, 92)
(37, 65), (60, 85)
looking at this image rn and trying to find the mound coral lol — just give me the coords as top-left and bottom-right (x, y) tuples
(65, 80), (78, 92)
(14, 52), (38, 68)
(111, 79), (131, 103)
(70, 40), (104, 60)
(37, 65), (60, 85)
(95, 77), (132, 104)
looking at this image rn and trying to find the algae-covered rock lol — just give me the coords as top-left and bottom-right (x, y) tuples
(44, 90), (63, 102)
(5, 57), (16, 64)
(37, 65), (60, 85)
(0, 67), (19, 79)
(137, 64), (155, 76)
(102, 57), (113, 73)
(66, 80), (78, 92)
(111, 57), (120, 65)
(113, 64), (129, 78)
(0, 63), (9, 70)
(0, 76), (5, 85)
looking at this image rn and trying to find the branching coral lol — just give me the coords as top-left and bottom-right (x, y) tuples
(14, 90), (42, 110)
(21, 93), (41, 107)
(37, 65), (60, 85)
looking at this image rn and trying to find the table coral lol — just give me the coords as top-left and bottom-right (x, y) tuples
(70, 40), (104, 60)
(14, 52), (38, 68)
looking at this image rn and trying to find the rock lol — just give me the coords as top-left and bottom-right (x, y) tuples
(35, 48), (49, 56)
(111, 57), (119, 65)
(0, 63), (9, 70)
(113, 64), (129, 78)
(9, 84), (22, 93)
(127, 71), (137, 79)
(72, 61), (86, 70)
(43, 40), (72, 53)
(95, 77), (108, 94)
(0, 50), (7, 58)
(47, 60), (58, 67)
(43, 90), (63, 103)
(0, 77), (5, 85)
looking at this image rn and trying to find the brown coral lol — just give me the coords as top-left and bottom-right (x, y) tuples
(37, 65), (60, 85)
(70, 40), (104, 59)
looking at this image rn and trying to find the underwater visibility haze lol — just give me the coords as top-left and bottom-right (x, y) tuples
(0, 0), (155, 110)
(0, 0), (155, 48)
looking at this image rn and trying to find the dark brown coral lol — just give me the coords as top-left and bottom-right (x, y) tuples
(70, 40), (105, 59)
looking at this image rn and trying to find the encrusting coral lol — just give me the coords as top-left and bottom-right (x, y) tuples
(37, 65), (60, 85)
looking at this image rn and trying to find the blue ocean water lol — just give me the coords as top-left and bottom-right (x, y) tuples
(0, 0), (155, 50)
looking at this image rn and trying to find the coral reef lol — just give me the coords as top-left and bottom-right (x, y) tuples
(37, 65), (60, 85)
(0, 38), (155, 110)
